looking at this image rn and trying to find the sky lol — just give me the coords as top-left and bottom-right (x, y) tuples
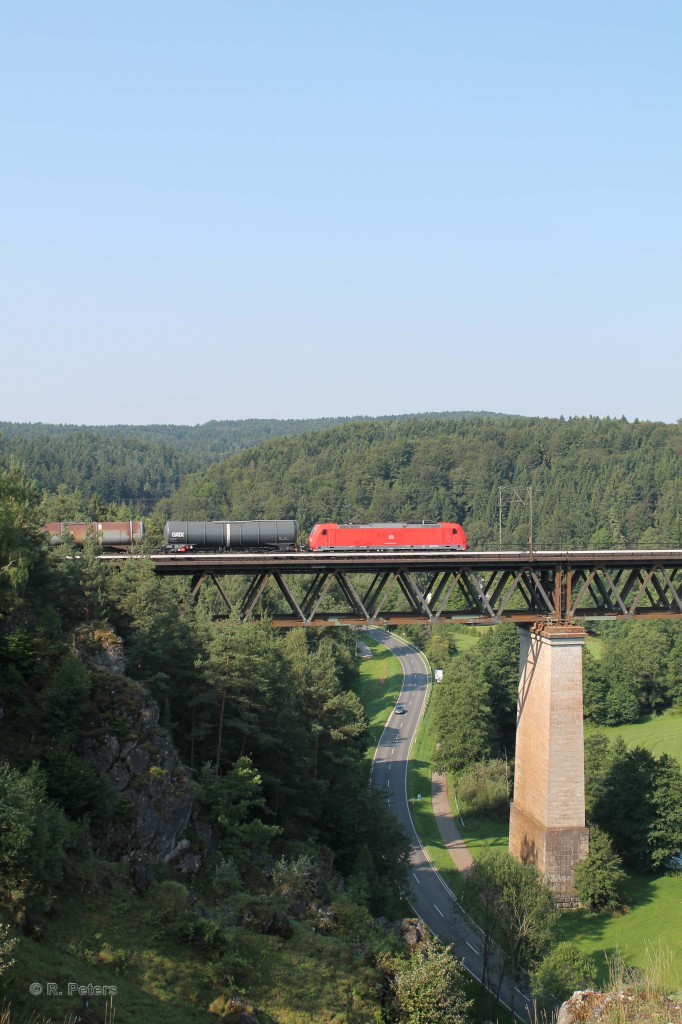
(2, 2), (681, 425)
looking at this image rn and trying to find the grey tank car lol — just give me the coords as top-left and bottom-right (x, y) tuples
(164, 520), (297, 552)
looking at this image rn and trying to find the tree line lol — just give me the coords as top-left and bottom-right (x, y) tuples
(0, 410), (498, 506)
(165, 415), (682, 550)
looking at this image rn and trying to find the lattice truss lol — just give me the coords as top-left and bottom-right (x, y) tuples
(188, 563), (682, 625)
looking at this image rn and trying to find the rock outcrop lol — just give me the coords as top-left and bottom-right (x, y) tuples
(556, 991), (609, 1022)
(74, 624), (126, 675)
(556, 988), (682, 1023)
(77, 628), (196, 866)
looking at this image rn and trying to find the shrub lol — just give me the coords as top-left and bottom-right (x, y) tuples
(531, 941), (598, 1007)
(456, 758), (510, 816)
(574, 826), (627, 911)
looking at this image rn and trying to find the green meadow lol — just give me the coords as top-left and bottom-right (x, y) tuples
(601, 709), (682, 763)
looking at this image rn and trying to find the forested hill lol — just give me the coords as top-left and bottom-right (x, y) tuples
(0, 410), (503, 505)
(164, 416), (682, 550)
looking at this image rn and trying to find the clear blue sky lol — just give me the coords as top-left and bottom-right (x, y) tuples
(2, 2), (680, 425)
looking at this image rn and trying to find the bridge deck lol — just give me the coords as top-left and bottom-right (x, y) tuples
(99, 550), (682, 626)
(101, 548), (682, 573)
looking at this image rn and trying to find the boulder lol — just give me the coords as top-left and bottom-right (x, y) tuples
(399, 918), (426, 948)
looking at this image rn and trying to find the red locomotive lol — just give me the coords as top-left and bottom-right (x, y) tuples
(308, 522), (467, 551)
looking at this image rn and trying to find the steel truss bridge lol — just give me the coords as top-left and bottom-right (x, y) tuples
(101, 549), (682, 628)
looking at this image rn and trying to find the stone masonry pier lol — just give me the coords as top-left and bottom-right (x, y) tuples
(509, 623), (589, 905)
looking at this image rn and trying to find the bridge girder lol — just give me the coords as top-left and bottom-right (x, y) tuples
(100, 550), (682, 627)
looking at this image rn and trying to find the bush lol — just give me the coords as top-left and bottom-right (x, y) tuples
(391, 938), (471, 1024)
(531, 941), (597, 1007)
(271, 853), (315, 904)
(145, 880), (191, 924)
(37, 654), (92, 739)
(208, 994), (255, 1021)
(212, 857), (242, 900)
(456, 759), (510, 816)
(574, 826), (627, 911)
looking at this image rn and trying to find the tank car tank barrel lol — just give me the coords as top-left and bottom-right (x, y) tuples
(42, 522), (144, 547)
(164, 520), (297, 550)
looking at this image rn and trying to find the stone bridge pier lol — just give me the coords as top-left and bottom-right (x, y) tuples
(509, 623), (589, 906)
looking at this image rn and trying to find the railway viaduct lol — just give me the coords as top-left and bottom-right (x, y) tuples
(105, 547), (682, 902)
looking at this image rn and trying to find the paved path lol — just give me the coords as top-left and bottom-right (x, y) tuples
(367, 628), (535, 1023)
(431, 772), (474, 874)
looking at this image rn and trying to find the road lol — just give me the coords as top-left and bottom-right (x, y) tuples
(367, 628), (535, 1022)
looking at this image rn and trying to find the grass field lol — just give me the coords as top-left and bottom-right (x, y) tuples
(600, 709), (682, 763)
(558, 871), (682, 989)
(585, 635), (604, 660)
(561, 709), (682, 987)
(354, 634), (404, 758)
(450, 626), (481, 654)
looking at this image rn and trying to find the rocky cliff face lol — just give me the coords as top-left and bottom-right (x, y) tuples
(76, 626), (197, 868)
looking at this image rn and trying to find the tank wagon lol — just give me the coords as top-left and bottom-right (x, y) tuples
(308, 522), (467, 551)
(43, 521), (144, 550)
(164, 520), (298, 552)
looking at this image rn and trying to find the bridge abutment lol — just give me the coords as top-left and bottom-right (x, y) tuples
(509, 623), (589, 906)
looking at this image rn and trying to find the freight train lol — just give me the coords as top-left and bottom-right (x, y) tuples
(162, 519), (466, 552)
(42, 519), (467, 553)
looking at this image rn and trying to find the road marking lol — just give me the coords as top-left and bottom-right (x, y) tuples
(515, 987), (525, 997)
(412, 872), (421, 885)
(391, 747), (394, 754)
(466, 941), (477, 953)
(387, 779), (390, 787)
(388, 763), (391, 770)
(433, 904), (445, 917)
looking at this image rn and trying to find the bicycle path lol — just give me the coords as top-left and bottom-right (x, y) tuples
(431, 771), (474, 874)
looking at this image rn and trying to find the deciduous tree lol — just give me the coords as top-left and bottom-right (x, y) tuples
(392, 938), (472, 1024)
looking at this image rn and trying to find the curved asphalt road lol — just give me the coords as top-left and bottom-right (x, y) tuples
(368, 628), (535, 1023)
